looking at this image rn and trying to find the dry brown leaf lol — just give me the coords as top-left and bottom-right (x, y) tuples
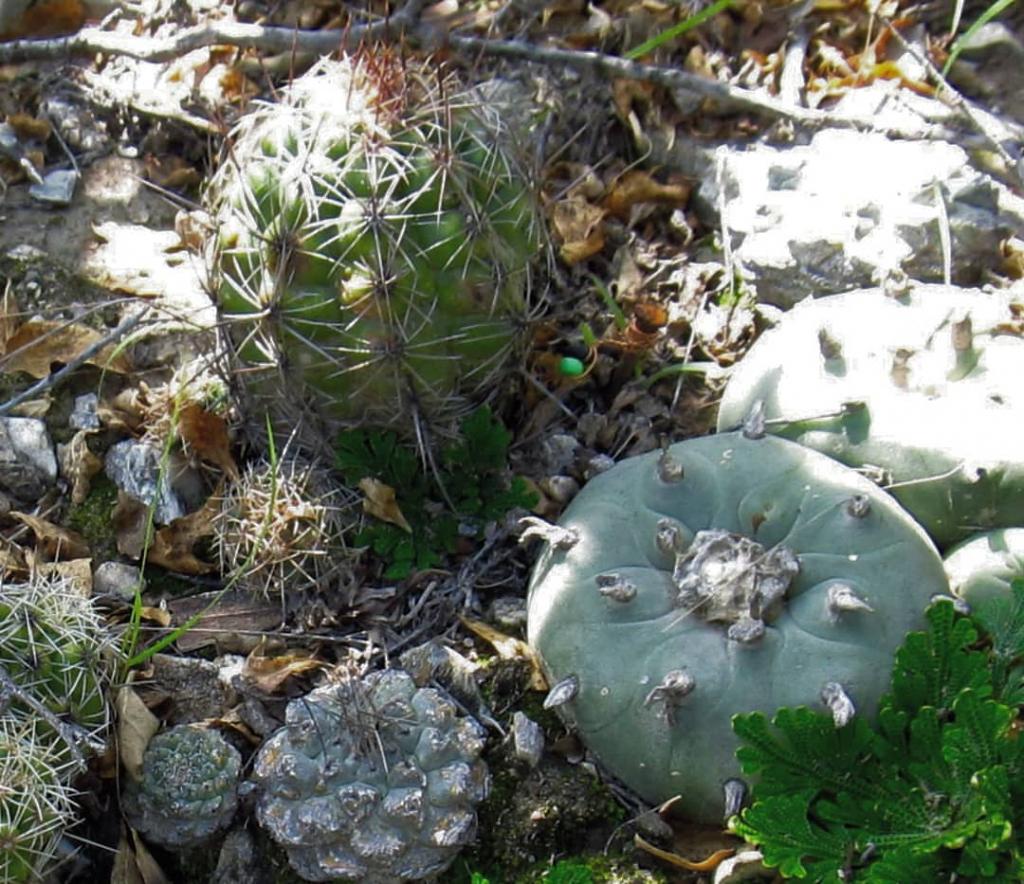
(0, 540), (27, 580)
(33, 557), (93, 592)
(6, 113), (51, 141)
(603, 170), (691, 220)
(634, 834), (734, 872)
(114, 685), (161, 782)
(10, 512), (90, 561)
(358, 477), (412, 532)
(178, 403), (239, 480)
(113, 491), (149, 559)
(139, 605), (172, 627)
(110, 826), (173, 884)
(9, 398), (50, 417)
(459, 616), (547, 690)
(147, 495), (219, 575)
(1002, 237), (1024, 280)
(3, 320), (132, 378)
(242, 646), (325, 693)
(551, 195), (607, 265)
(60, 429), (104, 505)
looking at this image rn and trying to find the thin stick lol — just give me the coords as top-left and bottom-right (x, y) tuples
(0, 306), (150, 417)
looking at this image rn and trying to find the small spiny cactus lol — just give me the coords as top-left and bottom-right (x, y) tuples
(0, 718), (79, 884)
(214, 456), (359, 599)
(0, 573), (114, 750)
(207, 53), (542, 447)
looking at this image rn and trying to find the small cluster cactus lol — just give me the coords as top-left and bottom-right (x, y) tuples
(207, 53), (541, 441)
(715, 284), (1024, 547)
(525, 430), (947, 822)
(214, 457), (359, 599)
(0, 574), (115, 882)
(121, 724), (242, 849)
(251, 668), (489, 882)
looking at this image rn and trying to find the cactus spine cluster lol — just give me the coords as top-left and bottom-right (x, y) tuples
(215, 456), (359, 599)
(0, 574), (115, 882)
(208, 53), (541, 442)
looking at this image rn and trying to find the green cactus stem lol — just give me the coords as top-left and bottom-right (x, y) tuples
(207, 54), (542, 447)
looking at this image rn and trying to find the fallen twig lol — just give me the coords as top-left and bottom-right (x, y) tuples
(0, 305), (151, 417)
(0, 16), (899, 129)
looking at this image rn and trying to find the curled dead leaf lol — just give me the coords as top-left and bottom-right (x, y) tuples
(114, 685), (161, 782)
(242, 646), (325, 694)
(459, 616), (547, 690)
(10, 511), (90, 561)
(147, 494), (219, 575)
(603, 169), (691, 220)
(634, 834), (734, 872)
(2, 320), (132, 378)
(178, 403), (239, 480)
(551, 195), (607, 265)
(358, 477), (412, 532)
(59, 429), (104, 505)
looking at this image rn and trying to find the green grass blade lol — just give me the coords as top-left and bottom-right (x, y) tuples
(943, 0), (1018, 74)
(625, 0), (734, 60)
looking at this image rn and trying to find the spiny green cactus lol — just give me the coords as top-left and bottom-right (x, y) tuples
(121, 724), (242, 849)
(214, 456), (359, 599)
(715, 284), (1024, 547)
(0, 573), (114, 748)
(525, 431), (948, 823)
(0, 718), (79, 884)
(252, 668), (489, 883)
(208, 53), (542, 443)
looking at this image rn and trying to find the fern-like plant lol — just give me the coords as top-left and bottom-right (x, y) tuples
(730, 582), (1024, 881)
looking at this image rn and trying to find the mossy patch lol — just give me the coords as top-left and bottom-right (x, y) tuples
(66, 475), (120, 564)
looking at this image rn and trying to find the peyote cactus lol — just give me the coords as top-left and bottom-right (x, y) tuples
(207, 53), (541, 443)
(715, 283), (1024, 547)
(0, 573), (114, 750)
(944, 528), (1024, 607)
(252, 668), (489, 882)
(525, 431), (948, 823)
(121, 724), (242, 849)
(214, 456), (359, 599)
(0, 718), (79, 884)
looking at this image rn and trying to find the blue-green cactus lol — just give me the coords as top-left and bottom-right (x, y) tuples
(715, 284), (1024, 547)
(525, 431), (948, 822)
(944, 528), (1024, 607)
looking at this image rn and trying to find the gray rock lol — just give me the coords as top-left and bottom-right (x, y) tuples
(70, 393), (100, 430)
(0, 417), (57, 500)
(93, 561), (143, 600)
(693, 126), (1024, 308)
(512, 711), (544, 768)
(104, 439), (204, 523)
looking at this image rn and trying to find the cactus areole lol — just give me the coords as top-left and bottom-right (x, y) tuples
(526, 432), (948, 822)
(715, 284), (1024, 547)
(208, 53), (541, 436)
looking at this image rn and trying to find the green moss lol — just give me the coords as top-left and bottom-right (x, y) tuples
(66, 476), (120, 563)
